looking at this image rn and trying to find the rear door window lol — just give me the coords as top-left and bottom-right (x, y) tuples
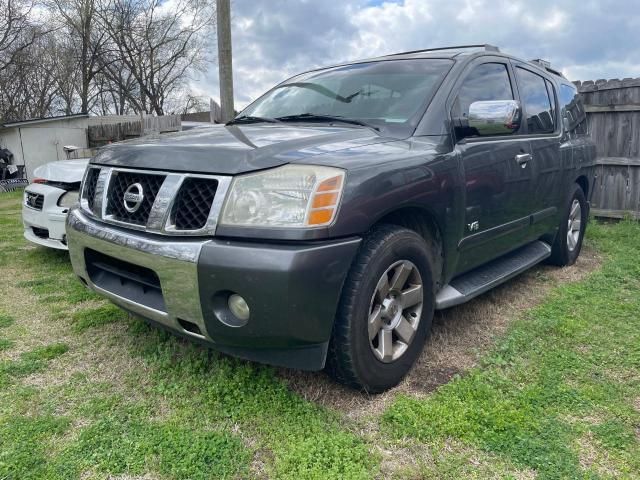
(559, 84), (588, 136)
(515, 67), (555, 134)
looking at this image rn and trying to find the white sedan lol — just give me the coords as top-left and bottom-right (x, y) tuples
(22, 159), (89, 250)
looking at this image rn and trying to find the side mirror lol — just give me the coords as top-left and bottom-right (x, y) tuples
(468, 100), (521, 136)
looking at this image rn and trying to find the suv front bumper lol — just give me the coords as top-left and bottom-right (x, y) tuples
(66, 208), (360, 370)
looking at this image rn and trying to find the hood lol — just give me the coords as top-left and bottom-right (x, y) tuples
(33, 159), (90, 183)
(91, 123), (389, 175)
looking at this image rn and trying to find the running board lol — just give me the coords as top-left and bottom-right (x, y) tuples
(435, 241), (552, 310)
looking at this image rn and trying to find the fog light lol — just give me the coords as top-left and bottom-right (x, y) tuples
(228, 294), (250, 321)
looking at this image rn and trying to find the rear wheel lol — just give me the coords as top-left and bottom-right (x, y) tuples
(326, 225), (435, 393)
(548, 184), (587, 266)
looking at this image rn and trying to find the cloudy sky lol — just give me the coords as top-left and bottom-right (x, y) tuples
(191, 0), (640, 108)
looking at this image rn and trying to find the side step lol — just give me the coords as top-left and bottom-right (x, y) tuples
(435, 241), (551, 310)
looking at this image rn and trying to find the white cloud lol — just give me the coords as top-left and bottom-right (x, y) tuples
(191, 0), (640, 109)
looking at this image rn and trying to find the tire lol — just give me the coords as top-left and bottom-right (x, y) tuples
(326, 224), (435, 393)
(548, 184), (587, 266)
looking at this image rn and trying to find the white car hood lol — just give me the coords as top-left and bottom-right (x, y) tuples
(33, 159), (90, 183)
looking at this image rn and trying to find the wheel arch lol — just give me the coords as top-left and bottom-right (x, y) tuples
(372, 206), (445, 288)
(576, 175), (589, 198)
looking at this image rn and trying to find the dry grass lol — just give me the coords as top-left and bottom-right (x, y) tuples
(375, 437), (537, 479)
(0, 262), (170, 419)
(280, 246), (602, 419)
(576, 431), (623, 478)
(0, 265), (73, 361)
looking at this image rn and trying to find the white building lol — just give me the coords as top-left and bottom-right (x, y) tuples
(0, 113), (183, 182)
(0, 114), (90, 181)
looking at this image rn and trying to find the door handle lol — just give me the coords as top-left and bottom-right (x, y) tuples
(515, 153), (532, 167)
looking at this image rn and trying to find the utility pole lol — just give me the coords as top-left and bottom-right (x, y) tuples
(216, 0), (234, 122)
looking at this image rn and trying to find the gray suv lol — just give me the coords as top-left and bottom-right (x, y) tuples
(67, 45), (595, 392)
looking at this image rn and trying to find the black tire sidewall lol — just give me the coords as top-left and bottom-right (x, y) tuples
(553, 185), (587, 266)
(347, 230), (435, 393)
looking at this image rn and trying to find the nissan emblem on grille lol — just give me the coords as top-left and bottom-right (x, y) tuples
(123, 183), (144, 213)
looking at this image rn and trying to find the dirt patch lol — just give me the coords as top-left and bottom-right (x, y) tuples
(280, 246), (602, 418)
(0, 261), (169, 418)
(80, 474), (160, 480)
(576, 431), (622, 478)
(0, 266), (74, 360)
(375, 438), (537, 479)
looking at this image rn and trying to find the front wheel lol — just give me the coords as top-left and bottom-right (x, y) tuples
(548, 184), (587, 266)
(325, 225), (435, 393)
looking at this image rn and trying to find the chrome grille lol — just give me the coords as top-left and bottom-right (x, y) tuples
(79, 167), (231, 236)
(106, 171), (165, 226)
(172, 178), (219, 230)
(83, 168), (100, 213)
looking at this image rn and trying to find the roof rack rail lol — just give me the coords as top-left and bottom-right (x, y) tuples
(386, 44), (500, 57)
(529, 59), (566, 79)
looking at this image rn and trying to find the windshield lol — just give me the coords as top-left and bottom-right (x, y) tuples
(240, 59), (453, 129)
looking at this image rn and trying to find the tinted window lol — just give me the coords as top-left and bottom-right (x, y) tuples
(516, 67), (555, 134)
(559, 84), (588, 136)
(545, 79), (557, 126)
(452, 63), (514, 118)
(242, 59), (453, 127)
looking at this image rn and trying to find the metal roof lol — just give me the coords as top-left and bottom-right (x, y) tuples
(2, 113), (89, 128)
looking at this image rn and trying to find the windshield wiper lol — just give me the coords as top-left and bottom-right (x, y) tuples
(275, 113), (380, 131)
(226, 115), (281, 125)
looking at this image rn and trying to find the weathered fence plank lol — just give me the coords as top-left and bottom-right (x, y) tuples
(88, 115), (181, 147)
(575, 78), (640, 219)
(585, 104), (640, 113)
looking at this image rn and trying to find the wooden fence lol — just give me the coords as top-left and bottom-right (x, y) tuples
(88, 115), (181, 148)
(575, 78), (640, 219)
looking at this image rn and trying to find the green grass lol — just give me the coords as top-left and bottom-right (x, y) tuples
(1, 344), (69, 379)
(0, 313), (15, 328)
(0, 192), (375, 479)
(71, 304), (129, 332)
(1, 191), (639, 479)
(383, 220), (640, 479)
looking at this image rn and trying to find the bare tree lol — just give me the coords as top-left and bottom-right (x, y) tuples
(180, 93), (209, 115)
(0, 0), (45, 122)
(101, 0), (214, 115)
(0, 0), (40, 73)
(53, 36), (82, 115)
(0, 0), (212, 123)
(0, 29), (61, 122)
(47, 0), (107, 113)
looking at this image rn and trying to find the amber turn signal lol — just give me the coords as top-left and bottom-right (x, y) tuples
(307, 175), (343, 226)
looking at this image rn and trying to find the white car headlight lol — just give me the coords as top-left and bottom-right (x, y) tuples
(58, 190), (79, 208)
(220, 165), (345, 228)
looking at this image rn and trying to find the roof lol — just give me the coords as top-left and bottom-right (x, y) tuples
(383, 44), (500, 58)
(299, 45), (565, 81)
(2, 113), (89, 128)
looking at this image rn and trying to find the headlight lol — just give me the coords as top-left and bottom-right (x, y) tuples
(58, 190), (79, 208)
(220, 165), (345, 228)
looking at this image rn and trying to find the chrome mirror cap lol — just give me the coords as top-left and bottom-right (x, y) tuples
(468, 100), (521, 136)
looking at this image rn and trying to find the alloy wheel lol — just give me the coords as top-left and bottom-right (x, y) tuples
(368, 260), (423, 363)
(567, 199), (582, 252)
